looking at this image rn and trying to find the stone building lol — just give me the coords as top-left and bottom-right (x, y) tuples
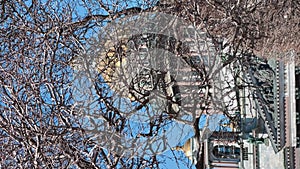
(72, 11), (299, 168)
(176, 56), (300, 169)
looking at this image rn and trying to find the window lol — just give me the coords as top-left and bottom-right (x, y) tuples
(212, 145), (240, 160)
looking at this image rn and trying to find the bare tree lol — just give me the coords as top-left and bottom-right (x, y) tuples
(0, 0), (162, 168)
(1, 0), (299, 169)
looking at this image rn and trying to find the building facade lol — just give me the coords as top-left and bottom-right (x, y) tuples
(178, 56), (300, 169)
